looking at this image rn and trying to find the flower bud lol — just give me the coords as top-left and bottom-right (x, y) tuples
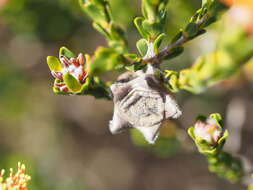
(49, 53), (88, 93)
(194, 118), (223, 146)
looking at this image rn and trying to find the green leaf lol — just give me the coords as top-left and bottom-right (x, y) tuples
(136, 39), (148, 56)
(171, 30), (183, 43)
(90, 47), (123, 74)
(142, 20), (163, 39)
(80, 76), (91, 92)
(92, 22), (110, 39)
(123, 54), (141, 62)
(202, 0), (211, 6)
(63, 73), (82, 93)
(59, 47), (76, 59)
(164, 47), (184, 60)
(134, 17), (148, 39)
(187, 127), (195, 140)
(154, 33), (166, 53)
(185, 22), (198, 38)
(125, 62), (146, 72)
(47, 56), (62, 71)
(79, 0), (108, 26)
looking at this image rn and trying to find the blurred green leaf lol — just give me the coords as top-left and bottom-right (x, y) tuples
(47, 56), (62, 71)
(134, 17), (149, 39)
(63, 73), (82, 93)
(185, 22), (198, 38)
(59, 47), (76, 59)
(136, 39), (148, 56)
(153, 33), (166, 53)
(90, 47), (124, 74)
(164, 47), (184, 60)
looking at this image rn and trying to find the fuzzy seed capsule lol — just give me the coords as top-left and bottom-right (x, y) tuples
(109, 66), (181, 144)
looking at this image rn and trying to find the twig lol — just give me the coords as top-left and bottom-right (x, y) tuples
(144, 15), (210, 63)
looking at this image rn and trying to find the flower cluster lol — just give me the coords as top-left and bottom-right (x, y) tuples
(51, 53), (88, 93)
(0, 163), (31, 190)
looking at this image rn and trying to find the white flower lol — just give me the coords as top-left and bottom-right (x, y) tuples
(194, 118), (223, 146)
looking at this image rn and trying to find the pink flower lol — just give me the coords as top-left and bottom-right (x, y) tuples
(194, 118), (223, 146)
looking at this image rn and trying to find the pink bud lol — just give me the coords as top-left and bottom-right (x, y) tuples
(194, 118), (223, 146)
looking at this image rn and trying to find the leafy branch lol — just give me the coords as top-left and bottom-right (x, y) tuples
(141, 0), (227, 64)
(79, 0), (128, 54)
(165, 25), (253, 93)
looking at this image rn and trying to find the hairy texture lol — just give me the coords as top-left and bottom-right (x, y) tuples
(110, 68), (181, 144)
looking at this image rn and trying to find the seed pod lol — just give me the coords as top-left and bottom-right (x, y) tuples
(109, 66), (181, 144)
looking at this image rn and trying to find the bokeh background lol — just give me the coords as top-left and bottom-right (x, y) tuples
(0, 0), (253, 189)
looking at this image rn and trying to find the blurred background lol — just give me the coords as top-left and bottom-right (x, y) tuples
(0, 0), (253, 189)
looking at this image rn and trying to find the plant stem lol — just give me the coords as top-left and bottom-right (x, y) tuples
(144, 15), (210, 63)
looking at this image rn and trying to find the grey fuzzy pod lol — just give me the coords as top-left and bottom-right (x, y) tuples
(109, 66), (182, 144)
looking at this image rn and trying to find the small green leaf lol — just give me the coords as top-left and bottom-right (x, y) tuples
(109, 23), (125, 41)
(187, 127), (196, 140)
(134, 17), (148, 39)
(59, 47), (76, 59)
(63, 73), (82, 93)
(142, 20), (163, 39)
(171, 30), (183, 43)
(125, 62), (146, 72)
(80, 76), (91, 92)
(154, 33), (166, 53)
(92, 22), (110, 39)
(79, 0), (107, 26)
(210, 113), (222, 126)
(201, 16), (217, 27)
(124, 54), (140, 61)
(90, 47), (123, 74)
(47, 56), (62, 71)
(185, 23), (198, 38)
(164, 47), (184, 60)
(136, 39), (148, 56)
(202, 0), (211, 6)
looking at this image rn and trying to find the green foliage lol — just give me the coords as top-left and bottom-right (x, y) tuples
(47, 56), (62, 72)
(207, 152), (243, 183)
(59, 47), (76, 59)
(1, 0), (84, 42)
(63, 73), (83, 93)
(140, 0), (169, 40)
(136, 38), (149, 56)
(165, 27), (253, 94)
(79, 0), (127, 53)
(90, 47), (125, 74)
